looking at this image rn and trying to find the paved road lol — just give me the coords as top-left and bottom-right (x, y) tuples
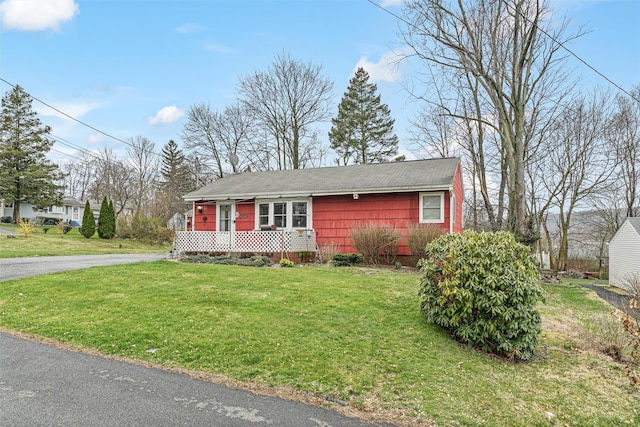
(0, 253), (169, 281)
(0, 333), (392, 427)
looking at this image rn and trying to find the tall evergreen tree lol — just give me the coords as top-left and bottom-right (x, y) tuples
(0, 85), (65, 223)
(97, 196), (115, 239)
(79, 200), (95, 238)
(328, 67), (399, 165)
(108, 199), (116, 238)
(160, 140), (192, 194)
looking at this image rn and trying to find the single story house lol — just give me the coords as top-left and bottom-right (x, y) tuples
(0, 197), (87, 225)
(174, 157), (464, 263)
(609, 217), (640, 291)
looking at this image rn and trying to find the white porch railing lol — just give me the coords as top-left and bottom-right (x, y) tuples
(173, 230), (317, 254)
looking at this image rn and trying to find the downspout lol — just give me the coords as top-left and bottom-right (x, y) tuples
(449, 187), (453, 234)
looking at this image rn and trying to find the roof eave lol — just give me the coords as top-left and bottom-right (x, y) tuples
(184, 185), (453, 201)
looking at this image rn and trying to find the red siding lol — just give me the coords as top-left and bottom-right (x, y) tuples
(193, 204), (216, 231)
(451, 163), (464, 234)
(314, 192), (452, 256)
(235, 202), (255, 231)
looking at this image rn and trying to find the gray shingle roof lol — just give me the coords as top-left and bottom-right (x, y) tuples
(184, 157), (461, 201)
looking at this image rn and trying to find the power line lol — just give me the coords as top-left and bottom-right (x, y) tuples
(0, 77), (166, 159)
(366, 0), (639, 104)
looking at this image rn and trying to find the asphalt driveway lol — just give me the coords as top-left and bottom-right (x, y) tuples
(0, 253), (169, 281)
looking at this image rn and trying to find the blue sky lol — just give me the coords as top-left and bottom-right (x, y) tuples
(0, 0), (638, 165)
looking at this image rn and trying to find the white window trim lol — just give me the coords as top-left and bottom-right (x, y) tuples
(254, 198), (312, 230)
(419, 192), (444, 223)
(48, 205), (65, 214)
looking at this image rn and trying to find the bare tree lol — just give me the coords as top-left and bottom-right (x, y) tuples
(537, 92), (613, 270)
(400, 0), (579, 241)
(60, 151), (95, 201)
(607, 85), (640, 218)
(89, 147), (133, 217)
(237, 52), (334, 170)
(126, 136), (159, 215)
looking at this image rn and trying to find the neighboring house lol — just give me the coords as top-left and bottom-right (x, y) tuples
(609, 217), (640, 291)
(0, 197), (86, 225)
(175, 157), (464, 263)
(168, 211), (188, 230)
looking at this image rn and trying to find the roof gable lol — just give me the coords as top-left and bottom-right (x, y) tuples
(627, 217), (640, 235)
(610, 217), (640, 245)
(184, 158), (461, 201)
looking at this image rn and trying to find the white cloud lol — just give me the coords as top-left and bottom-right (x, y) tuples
(37, 101), (98, 120)
(175, 22), (207, 34)
(147, 105), (184, 125)
(354, 49), (408, 83)
(0, 0), (79, 32)
(202, 41), (232, 54)
(380, 0), (405, 7)
(87, 134), (103, 145)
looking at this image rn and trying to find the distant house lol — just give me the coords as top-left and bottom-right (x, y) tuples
(0, 197), (86, 225)
(609, 217), (640, 291)
(174, 158), (464, 263)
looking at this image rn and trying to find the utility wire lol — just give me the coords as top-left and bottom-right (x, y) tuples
(0, 77), (165, 159)
(367, 0), (639, 104)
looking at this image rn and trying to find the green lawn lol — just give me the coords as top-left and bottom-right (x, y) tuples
(0, 225), (170, 257)
(0, 262), (637, 426)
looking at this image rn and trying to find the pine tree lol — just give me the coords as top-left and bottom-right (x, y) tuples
(79, 200), (95, 238)
(160, 140), (191, 190)
(328, 67), (399, 165)
(108, 199), (116, 238)
(0, 85), (65, 223)
(97, 196), (112, 239)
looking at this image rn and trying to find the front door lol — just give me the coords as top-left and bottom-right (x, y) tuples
(217, 204), (234, 248)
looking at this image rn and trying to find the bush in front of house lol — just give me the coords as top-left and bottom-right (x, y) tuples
(407, 223), (445, 266)
(418, 231), (544, 361)
(331, 253), (364, 267)
(181, 254), (274, 267)
(116, 214), (174, 244)
(0, 216), (11, 223)
(351, 223), (400, 265)
(56, 222), (72, 236)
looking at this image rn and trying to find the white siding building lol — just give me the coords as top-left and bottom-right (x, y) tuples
(609, 217), (640, 291)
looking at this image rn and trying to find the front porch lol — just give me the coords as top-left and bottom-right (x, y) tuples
(174, 229), (317, 256)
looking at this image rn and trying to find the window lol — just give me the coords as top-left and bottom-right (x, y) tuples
(48, 205), (64, 214)
(255, 199), (310, 230)
(2, 201), (13, 208)
(273, 202), (287, 228)
(420, 193), (444, 223)
(292, 202), (307, 228)
(259, 204), (269, 227)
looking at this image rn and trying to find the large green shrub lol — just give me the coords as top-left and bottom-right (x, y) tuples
(351, 223), (399, 265)
(418, 231), (544, 361)
(79, 200), (95, 238)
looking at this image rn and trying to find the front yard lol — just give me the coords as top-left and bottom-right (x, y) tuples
(0, 225), (170, 257)
(0, 261), (637, 426)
